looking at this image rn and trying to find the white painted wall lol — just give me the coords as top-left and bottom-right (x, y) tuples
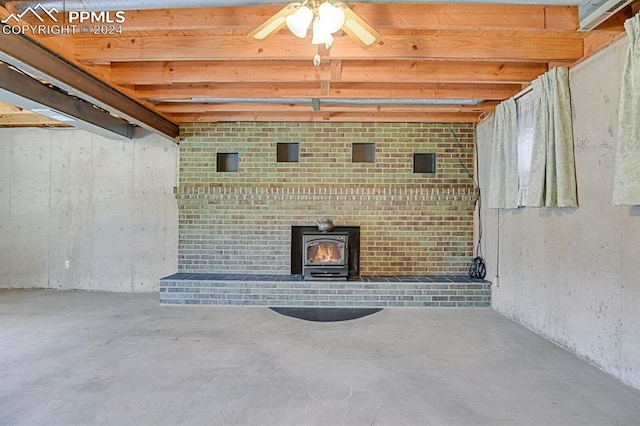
(477, 37), (640, 390)
(0, 127), (179, 292)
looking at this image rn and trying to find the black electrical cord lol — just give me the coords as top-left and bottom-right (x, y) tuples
(445, 124), (486, 279)
(469, 256), (487, 279)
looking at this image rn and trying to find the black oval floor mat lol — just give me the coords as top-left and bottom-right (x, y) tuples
(269, 307), (382, 322)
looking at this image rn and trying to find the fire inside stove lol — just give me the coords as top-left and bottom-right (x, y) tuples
(307, 242), (344, 264)
(302, 232), (349, 280)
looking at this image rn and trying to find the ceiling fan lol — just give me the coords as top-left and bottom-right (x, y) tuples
(248, 0), (382, 50)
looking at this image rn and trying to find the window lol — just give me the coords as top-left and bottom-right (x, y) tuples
(216, 152), (239, 172)
(352, 143), (375, 163)
(413, 153), (437, 174)
(276, 143), (299, 162)
(516, 92), (534, 205)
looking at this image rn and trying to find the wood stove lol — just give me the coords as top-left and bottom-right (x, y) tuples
(302, 231), (349, 280)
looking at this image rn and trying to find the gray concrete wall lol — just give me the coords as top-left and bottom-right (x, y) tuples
(0, 128), (179, 292)
(476, 36), (640, 390)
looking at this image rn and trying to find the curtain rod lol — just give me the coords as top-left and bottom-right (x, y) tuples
(513, 61), (579, 101)
(513, 84), (533, 100)
(478, 83), (532, 122)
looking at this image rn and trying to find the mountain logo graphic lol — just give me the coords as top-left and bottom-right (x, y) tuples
(1, 3), (59, 24)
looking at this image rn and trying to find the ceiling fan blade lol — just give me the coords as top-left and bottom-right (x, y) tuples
(248, 2), (304, 41)
(333, 2), (381, 48)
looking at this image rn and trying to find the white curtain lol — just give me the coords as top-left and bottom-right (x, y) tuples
(488, 98), (518, 209)
(516, 93), (535, 206)
(526, 67), (578, 208)
(613, 14), (640, 205)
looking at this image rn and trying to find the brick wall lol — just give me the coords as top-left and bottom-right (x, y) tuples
(177, 122), (476, 276)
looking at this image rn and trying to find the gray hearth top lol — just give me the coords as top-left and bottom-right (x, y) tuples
(161, 273), (489, 284)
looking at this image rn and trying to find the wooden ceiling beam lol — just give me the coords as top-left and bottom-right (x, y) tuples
(136, 82), (521, 101)
(0, 30), (178, 139)
(115, 4), (577, 32)
(583, 30), (629, 57)
(110, 60), (548, 85)
(170, 111), (484, 123)
(74, 33), (584, 63)
(154, 101), (499, 114)
(0, 101), (23, 113)
(0, 113), (68, 127)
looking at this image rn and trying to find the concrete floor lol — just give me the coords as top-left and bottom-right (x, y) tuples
(1, 290), (639, 426)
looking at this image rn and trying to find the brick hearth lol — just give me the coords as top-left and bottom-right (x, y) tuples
(160, 273), (491, 308)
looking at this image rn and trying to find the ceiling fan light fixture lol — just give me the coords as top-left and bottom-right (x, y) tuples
(311, 17), (334, 46)
(248, 0), (380, 65)
(317, 1), (345, 33)
(285, 5), (313, 38)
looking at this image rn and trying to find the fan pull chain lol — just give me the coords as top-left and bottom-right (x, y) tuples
(313, 45), (321, 67)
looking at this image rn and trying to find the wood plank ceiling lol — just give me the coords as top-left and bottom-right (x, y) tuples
(0, 100), (69, 126)
(0, 1), (632, 130)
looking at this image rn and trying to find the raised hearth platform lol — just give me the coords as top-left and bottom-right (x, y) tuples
(160, 273), (491, 308)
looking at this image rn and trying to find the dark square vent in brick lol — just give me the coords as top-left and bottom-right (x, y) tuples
(217, 152), (239, 172)
(277, 143), (299, 162)
(414, 153), (437, 174)
(352, 143), (375, 163)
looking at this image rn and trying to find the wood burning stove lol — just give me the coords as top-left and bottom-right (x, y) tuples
(302, 231), (349, 280)
(291, 226), (360, 277)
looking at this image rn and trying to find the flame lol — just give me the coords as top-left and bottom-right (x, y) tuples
(308, 242), (342, 263)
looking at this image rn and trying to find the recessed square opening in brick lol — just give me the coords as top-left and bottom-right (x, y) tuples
(414, 153), (437, 174)
(277, 143), (299, 163)
(352, 143), (375, 163)
(217, 152), (239, 172)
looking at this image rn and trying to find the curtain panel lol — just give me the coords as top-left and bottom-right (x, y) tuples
(613, 14), (640, 205)
(488, 98), (519, 209)
(526, 67), (578, 208)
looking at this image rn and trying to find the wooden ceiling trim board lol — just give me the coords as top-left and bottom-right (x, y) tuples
(330, 61), (343, 81)
(543, 6), (580, 30)
(73, 33), (584, 63)
(103, 4), (577, 32)
(0, 113), (69, 127)
(347, 4), (577, 31)
(171, 111), (483, 123)
(582, 30), (629, 57)
(351, 33), (584, 62)
(154, 101), (499, 114)
(374, 29), (583, 38)
(319, 81), (330, 97)
(135, 82), (522, 100)
(0, 101), (22, 113)
(116, 6), (260, 31)
(340, 61), (549, 84)
(109, 60), (548, 85)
